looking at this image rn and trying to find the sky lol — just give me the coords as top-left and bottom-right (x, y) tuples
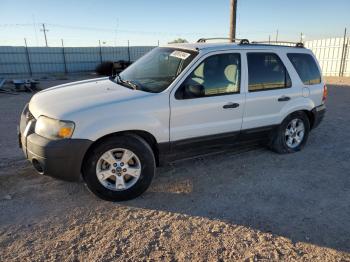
(0, 0), (349, 47)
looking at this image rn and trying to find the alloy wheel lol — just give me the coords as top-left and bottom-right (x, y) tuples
(96, 148), (141, 191)
(285, 118), (305, 148)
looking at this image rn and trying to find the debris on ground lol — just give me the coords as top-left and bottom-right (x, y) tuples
(2, 194), (12, 200)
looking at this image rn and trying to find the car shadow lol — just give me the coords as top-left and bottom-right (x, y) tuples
(122, 143), (350, 253)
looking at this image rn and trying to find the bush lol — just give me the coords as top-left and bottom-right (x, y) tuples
(114, 60), (132, 74)
(95, 61), (114, 76)
(95, 60), (133, 76)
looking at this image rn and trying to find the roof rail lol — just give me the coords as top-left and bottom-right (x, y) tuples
(197, 37), (230, 43)
(239, 39), (250, 45)
(251, 41), (304, 48)
(196, 38), (250, 45)
(195, 38), (304, 48)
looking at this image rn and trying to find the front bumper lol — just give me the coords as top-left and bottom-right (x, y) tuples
(19, 108), (92, 182)
(311, 104), (326, 129)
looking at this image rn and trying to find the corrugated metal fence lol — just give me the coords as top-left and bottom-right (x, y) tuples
(305, 37), (350, 77)
(1, 37), (349, 77)
(0, 46), (155, 77)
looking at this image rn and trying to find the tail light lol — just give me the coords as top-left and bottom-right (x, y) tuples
(322, 84), (328, 103)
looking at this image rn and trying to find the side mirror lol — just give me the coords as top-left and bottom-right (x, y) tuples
(183, 83), (205, 99)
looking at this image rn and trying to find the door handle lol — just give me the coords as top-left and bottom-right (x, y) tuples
(223, 102), (240, 109)
(278, 96), (291, 102)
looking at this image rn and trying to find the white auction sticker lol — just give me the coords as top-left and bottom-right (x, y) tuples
(170, 50), (191, 60)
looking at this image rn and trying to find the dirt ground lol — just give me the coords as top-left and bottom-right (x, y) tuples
(0, 76), (350, 261)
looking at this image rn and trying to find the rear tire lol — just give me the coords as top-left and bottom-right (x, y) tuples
(270, 112), (310, 154)
(83, 134), (155, 201)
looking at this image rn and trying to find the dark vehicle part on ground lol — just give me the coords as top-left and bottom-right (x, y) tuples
(0, 79), (18, 95)
(12, 79), (40, 93)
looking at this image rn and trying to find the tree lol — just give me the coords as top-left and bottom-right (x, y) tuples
(168, 38), (188, 44)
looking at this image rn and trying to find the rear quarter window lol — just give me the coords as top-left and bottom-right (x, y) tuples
(287, 53), (321, 85)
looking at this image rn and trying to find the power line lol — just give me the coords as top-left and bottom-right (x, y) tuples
(1, 22), (329, 43)
(44, 23), (225, 37)
(0, 23), (33, 27)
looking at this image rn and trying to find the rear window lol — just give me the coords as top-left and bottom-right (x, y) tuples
(287, 53), (321, 85)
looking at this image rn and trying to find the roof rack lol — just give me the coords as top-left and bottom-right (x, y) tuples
(196, 37), (304, 48)
(197, 37), (230, 43)
(251, 41), (304, 48)
(196, 38), (250, 45)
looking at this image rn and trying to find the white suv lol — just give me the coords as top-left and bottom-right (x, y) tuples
(19, 39), (327, 201)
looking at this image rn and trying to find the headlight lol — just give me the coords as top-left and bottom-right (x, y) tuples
(35, 116), (75, 140)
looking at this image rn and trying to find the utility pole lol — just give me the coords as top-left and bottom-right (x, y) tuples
(40, 23), (49, 47)
(229, 0), (238, 42)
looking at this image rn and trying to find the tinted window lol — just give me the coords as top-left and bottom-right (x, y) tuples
(248, 53), (291, 92)
(287, 53), (321, 85)
(176, 53), (241, 99)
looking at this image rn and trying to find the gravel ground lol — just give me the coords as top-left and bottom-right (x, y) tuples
(0, 76), (350, 261)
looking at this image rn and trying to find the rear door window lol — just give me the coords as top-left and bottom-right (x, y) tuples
(287, 53), (321, 85)
(247, 53), (292, 92)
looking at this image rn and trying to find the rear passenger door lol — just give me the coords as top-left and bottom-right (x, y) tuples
(242, 51), (299, 130)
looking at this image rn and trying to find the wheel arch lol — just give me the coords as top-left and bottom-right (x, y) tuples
(281, 109), (315, 129)
(279, 96), (317, 128)
(302, 110), (315, 129)
(81, 130), (160, 177)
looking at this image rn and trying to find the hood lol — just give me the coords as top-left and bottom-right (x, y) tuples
(29, 77), (151, 119)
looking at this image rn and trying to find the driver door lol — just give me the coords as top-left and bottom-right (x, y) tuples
(169, 51), (246, 153)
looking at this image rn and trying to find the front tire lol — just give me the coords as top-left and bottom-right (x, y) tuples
(83, 134), (155, 201)
(270, 112), (310, 154)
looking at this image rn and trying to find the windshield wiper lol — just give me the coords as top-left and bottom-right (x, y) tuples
(110, 74), (134, 90)
(116, 75), (140, 90)
(122, 79), (140, 90)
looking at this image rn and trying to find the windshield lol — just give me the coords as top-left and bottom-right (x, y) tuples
(117, 47), (198, 93)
